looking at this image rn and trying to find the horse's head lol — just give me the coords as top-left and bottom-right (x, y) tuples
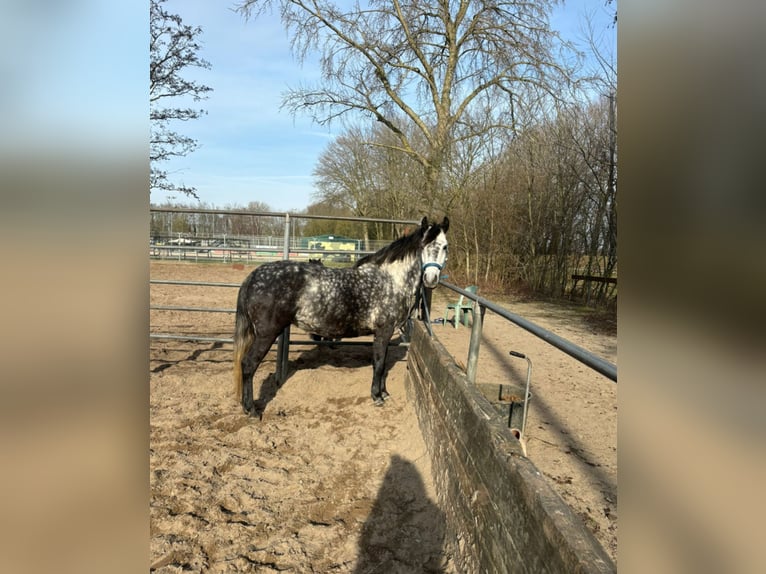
(420, 216), (449, 288)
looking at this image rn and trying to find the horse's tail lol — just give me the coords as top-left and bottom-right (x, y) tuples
(233, 294), (255, 403)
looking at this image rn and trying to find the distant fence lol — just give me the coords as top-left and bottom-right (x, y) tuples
(570, 273), (618, 306)
(149, 208), (406, 263)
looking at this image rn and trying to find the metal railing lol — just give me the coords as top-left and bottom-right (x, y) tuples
(150, 207), (416, 263)
(439, 281), (617, 383)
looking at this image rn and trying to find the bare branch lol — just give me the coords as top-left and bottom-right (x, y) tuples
(150, 0), (212, 197)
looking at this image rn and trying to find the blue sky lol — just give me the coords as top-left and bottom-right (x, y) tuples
(154, 0), (616, 212)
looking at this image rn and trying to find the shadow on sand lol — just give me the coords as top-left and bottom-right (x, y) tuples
(253, 339), (408, 416)
(354, 455), (449, 573)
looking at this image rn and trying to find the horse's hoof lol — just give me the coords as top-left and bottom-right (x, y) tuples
(372, 397), (385, 407)
(381, 391), (391, 401)
(243, 403), (259, 417)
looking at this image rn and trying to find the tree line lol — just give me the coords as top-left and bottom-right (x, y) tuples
(236, 0), (617, 307)
(151, 0), (616, 307)
(306, 92), (616, 307)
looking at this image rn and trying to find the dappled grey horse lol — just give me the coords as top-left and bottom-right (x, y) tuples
(233, 216), (449, 414)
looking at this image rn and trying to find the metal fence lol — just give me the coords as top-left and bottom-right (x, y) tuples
(150, 208), (616, 387)
(150, 207), (402, 263)
(439, 281), (617, 384)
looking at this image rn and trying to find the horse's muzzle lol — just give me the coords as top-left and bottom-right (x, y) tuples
(422, 264), (442, 288)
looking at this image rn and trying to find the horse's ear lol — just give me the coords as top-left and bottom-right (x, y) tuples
(441, 216), (449, 232)
(420, 216), (429, 229)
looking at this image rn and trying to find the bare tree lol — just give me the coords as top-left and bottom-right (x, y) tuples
(237, 0), (573, 212)
(150, 0), (212, 198)
(313, 121), (425, 216)
(313, 125), (382, 218)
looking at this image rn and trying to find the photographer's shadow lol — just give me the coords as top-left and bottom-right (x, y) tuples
(354, 455), (448, 573)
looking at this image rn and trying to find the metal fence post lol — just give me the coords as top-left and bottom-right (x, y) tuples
(465, 303), (485, 384)
(276, 213), (292, 384)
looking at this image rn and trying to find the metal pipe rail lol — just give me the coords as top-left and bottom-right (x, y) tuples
(440, 281), (617, 383)
(150, 334), (233, 344)
(151, 279), (241, 288)
(151, 244), (375, 256)
(150, 279), (240, 343)
(150, 305), (235, 313)
(149, 333), (409, 347)
(150, 206), (418, 226)
(150, 245), (376, 257)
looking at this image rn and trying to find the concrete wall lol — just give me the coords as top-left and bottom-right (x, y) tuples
(404, 321), (616, 574)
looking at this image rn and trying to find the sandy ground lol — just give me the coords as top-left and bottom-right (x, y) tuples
(150, 261), (617, 571)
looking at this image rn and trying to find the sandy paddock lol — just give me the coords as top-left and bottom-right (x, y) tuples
(150, 261), (617, 572)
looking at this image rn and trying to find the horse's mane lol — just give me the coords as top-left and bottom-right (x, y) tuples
(354, 219), (444, 268)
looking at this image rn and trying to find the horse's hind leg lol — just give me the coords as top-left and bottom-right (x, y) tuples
(241, 333), (279, 416)
(370, 326), (395, 406)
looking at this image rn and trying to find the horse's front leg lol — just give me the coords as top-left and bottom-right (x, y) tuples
(371, 325), (395, 406)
